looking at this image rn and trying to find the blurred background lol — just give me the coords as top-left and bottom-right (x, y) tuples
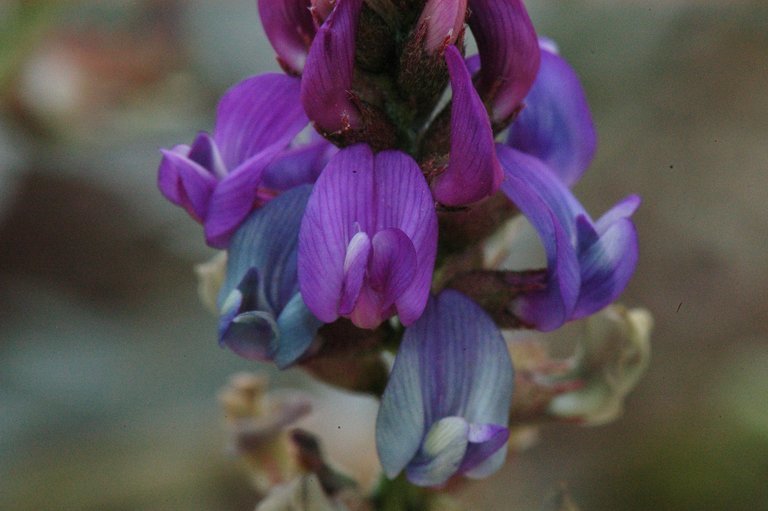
(1, 1), (766, 510)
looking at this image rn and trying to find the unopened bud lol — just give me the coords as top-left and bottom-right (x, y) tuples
(397, 0), (467, 117)
(468, 0), (540, 129)
(258, 0), (317, 75)
(417, 0), (467, 54)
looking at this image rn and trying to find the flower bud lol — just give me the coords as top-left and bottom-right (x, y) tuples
(301, 0), (363, 137)
(398, 0), (467, 115)
(417, 0), (468, 54)
(301, 0), (397, 149)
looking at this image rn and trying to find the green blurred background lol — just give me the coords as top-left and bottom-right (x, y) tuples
(1, 1), (766, 510)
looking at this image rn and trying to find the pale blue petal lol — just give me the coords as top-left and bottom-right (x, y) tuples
(220, 184), (312, 312)
(218, 185), (319, 364)
(273, 292), (323, 369)
(376, 334), (426, 478)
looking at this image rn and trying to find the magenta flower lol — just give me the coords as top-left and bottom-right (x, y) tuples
(298, 145), (437, 329)
(158, 74), (332, 248)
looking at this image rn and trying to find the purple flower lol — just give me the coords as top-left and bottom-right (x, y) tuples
(218, 185), (322, 368)
(376, 290), (514, 487)
(298, 144), (437, 329)
(506, 40), (598, 187)
(467, 0), (540, 125)
(158, 74), (332, 248)
(497, 143), (639, 331)
(431, 45), (503, 206)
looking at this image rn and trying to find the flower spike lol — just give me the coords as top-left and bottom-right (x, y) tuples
(157, 0), (647, 491)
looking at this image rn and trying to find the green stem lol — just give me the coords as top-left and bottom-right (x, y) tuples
(373, 473), (434, 511)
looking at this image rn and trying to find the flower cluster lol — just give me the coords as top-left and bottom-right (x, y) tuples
(158, 0), (640, 490)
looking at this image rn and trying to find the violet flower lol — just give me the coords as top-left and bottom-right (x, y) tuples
(488, 38), (635, 331)
(506, 40), (598, 187)
(497, 144), (639, 331)
(158, 74), (331, 248)
(298, 144), (437, 329)
(376, 290), (514, 486)
(158, 0), (645, 493)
